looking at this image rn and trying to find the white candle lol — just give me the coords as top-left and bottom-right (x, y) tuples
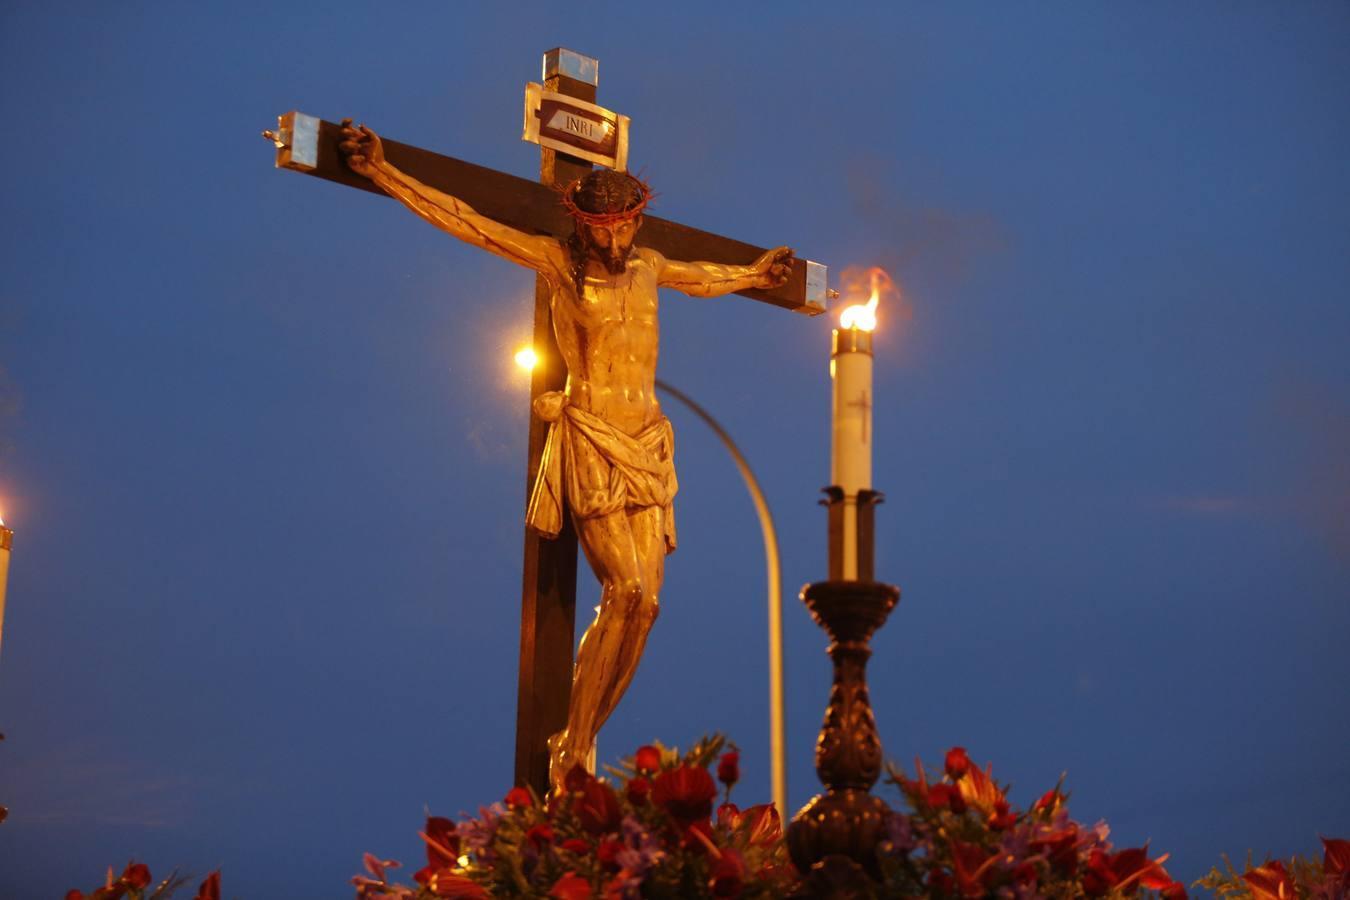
(831, 327), (873, 579)
(0, 519), (11, 659)
(831, 326), (874, 493)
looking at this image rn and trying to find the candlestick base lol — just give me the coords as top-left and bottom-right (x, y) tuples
(786, 578), (899, 887)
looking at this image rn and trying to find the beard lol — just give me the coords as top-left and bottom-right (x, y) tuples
(591, 243), (632, 275)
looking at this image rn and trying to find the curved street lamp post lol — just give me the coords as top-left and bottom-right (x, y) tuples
(654, 379), (787, 822)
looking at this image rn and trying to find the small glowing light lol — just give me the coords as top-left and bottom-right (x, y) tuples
(838, 268), (886, 332)
(514, 346), (538, 371)
(457, 854), (471, 868)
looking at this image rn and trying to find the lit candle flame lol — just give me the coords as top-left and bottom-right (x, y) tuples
(837, 267), (887, 332)
(514, 346), (538, 371)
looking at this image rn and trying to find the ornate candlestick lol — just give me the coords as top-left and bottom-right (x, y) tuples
(789, 269), (899, 893)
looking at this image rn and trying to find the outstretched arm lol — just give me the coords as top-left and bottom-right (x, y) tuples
(655, 246), (795, 298)
(339, 120), (565, 278)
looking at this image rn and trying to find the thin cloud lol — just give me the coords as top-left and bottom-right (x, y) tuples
(4, 753), (196, 828)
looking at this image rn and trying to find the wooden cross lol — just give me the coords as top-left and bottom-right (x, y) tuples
(265, 48), (827, 796)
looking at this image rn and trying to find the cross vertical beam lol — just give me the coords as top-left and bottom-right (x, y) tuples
(513, 49), (594, 795)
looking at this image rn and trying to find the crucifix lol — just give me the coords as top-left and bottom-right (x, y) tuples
(264, 48), (827, 797)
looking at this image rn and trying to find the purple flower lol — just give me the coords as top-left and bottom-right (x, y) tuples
(456, 804), (506, 866)
(997, 819), (1035, 863)
(614, 814), (665, 875)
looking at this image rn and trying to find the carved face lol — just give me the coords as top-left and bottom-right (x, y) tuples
(583, 215), (643, 275)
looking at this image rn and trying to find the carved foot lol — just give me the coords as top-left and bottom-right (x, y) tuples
(547, 730), (595, 797)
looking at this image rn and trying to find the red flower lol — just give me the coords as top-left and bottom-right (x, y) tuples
(720, 803), (782, 846)
(709, 847), (748, 898)
(1033, 787), (1064, 817)
(504, 786), (533, 808)
(1244, 860), (1296, 900)
(596, 840), (625, 870)
(1160, 881), (1188, 900)
(717, 751), (740, 787)
(428, 871), (490, 899)
(988, 798), (1016, 831)
(416, 816), (461, 884)
(1083, 850), (1113, 897)
(576, 778), (622, 835)
(1085, 846), (1174, 897)
(550, 871), (593, 900)
(954, 762), (1005, 815)
(193, 871), (221, 900)
(949, 839), (998, 898)
(944, 746), (971, 779)
(561, 837), (591, 854)
(633, 745), (661, 774)
(121, 864), (152, 890)
(565, 764), (596, 794)
(1030, 823), (1081, 875)
(527, 823), (556, 849)
(683, 818), (716, 854)
(626, 776), (651, 806)
(65, 893), (84, 900)
(1325, 837), (1350, 875)
(652, 764), (717, 824)
(926, 783), (966, 813)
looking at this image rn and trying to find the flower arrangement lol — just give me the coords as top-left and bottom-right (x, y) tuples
(353, 735), (793, 899)
(874, 747), (1189, 898)
(63, 739), (1346, 899)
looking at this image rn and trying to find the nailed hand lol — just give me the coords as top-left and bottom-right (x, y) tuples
(338, 118), (384, 177)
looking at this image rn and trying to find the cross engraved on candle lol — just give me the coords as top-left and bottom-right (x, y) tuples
(847, 389), (872, 443)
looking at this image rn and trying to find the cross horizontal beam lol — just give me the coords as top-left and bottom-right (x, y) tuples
(267, 112), (827, 315)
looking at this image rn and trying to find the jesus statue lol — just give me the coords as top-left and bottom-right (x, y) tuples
(339, 120), (793, 792)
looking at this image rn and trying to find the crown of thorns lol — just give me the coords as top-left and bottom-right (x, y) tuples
(560, 173), (654, 226)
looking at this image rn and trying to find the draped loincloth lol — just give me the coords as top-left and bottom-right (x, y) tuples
(525, 391), (678, 554)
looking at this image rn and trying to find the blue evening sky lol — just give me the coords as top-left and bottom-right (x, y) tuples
(1, 2), (1347, 896)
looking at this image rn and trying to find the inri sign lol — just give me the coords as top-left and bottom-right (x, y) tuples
(523, 82), (631, 171)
